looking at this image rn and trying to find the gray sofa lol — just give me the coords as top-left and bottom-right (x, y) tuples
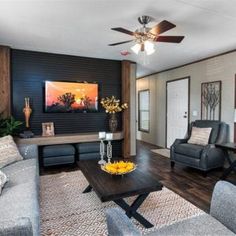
(106, 181), (236, 235)
(170, 120), (228, 172)
(0, 144), (40, 236)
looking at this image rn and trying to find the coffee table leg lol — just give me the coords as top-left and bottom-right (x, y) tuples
(83, 185), (92, 193)
(221, 149), (236, 179)
(223, 150), (232, 164)
(114, 193), (153, 228)
(221, 161), (236, 180)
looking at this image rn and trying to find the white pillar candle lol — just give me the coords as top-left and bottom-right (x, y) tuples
(99, 132), (106, 139)
(106, 133), (113, 141)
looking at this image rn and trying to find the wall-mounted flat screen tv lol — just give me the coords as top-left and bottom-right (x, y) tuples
(45, 81), (98, 113)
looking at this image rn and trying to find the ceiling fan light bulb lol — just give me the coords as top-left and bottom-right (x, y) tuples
(146, 48), (155, 55)
(144, 40), (154, 50)
(144, 41), (155, 55)
(131, 43), (141, 54)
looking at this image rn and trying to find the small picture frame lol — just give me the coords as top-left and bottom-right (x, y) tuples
(42, 122), (55, 137)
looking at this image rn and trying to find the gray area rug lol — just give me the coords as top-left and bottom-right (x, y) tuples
(151, 148), (170, 158)
(40, 170), (204, 236)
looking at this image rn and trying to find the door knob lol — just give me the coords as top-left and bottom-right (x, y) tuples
(183, 115), (187, 118)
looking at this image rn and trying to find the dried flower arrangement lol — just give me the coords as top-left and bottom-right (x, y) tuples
(100, 96), (128, 114)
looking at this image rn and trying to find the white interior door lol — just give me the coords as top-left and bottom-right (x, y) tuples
(167, 78), (189, 148)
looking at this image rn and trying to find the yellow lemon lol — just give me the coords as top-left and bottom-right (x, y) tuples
(119, 162), (127, 168)
(117, 168), (127, 174)
(105, 165), (113, 171)
(107, 166), (117, 174)
(112, 163), (119, 169)
(105, 165), (111, 171)
(125, 165), (133, 171)
(105, 163), (112, 168)
(126, 163), (134, 169)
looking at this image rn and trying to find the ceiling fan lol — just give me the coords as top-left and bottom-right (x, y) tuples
(109, 16), (184, 55)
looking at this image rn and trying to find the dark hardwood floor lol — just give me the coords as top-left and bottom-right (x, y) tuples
(135, 140), (236, 212)
(41, 140), (236, 213)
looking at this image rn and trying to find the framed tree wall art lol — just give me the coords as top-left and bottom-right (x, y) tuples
(201, 80), (222, 121)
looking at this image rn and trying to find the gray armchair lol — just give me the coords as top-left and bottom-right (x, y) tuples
(170, 120), (228, 173)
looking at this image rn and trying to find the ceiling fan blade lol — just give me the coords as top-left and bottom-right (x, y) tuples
(108, 40), (134, 46)
(111, 27), (134, 36)
(154, 36), (185, 43)
(149, 20), (176, 35)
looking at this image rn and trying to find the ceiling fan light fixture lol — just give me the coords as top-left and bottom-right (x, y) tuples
(131, 41), (155, 55)
(131, 43), (141, 54)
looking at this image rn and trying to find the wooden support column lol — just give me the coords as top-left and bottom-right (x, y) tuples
(234, 75), (236, 143)
(0, 46), (11, 118)
(122, 60), (136, 158)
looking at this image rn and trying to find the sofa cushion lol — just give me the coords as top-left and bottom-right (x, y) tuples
(0, 170), (8, 195)
(193, 120), (221, 144)
(0, 217), (33, 236)
(43, 144), (75, 157)
(0, 182), (39, 236)
(175, 143), (204, 159)
(148, 214), (234, 236)
(188, 127), (212, 146)
(18, 144), (38, 160)
(2, 159), (38, 188)
(76, 142), (100, 154)
(0, 135), (23, 168)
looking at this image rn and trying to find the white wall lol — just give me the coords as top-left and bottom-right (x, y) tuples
(137, 51), (236, 147)
(136, 77), (157, 145)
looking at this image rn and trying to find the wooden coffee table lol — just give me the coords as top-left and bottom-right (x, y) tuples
(79, 160), (163, 228)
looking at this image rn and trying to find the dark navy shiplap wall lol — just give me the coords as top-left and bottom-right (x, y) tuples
(11, 49), (122, 135)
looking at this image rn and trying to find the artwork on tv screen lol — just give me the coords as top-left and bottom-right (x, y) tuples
(45, 81), (98, 113)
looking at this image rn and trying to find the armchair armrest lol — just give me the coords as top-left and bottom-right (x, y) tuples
(17, 144), (38, 160)
(200, 144), (225, 170)
(172, 138), (188, 147)
(106, 208), (141, 236)
(170, 138), (189, 161)
(0, 217), (33, 236)
(210, 181), (236, 234)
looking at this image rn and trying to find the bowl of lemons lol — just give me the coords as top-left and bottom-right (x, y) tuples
(101, 161), (136, 175)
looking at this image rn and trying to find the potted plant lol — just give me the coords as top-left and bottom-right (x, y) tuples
(0, 115), (23, 137)
(100, 96), (128, 132)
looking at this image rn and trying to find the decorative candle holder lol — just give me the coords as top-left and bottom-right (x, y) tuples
(98, 132), (106, 165)
(106, 133), (113, 163)
(107, 140), (112, 163)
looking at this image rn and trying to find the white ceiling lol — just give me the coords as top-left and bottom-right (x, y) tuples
(0, 0), (236, 77)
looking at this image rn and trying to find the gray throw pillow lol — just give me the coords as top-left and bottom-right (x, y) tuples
(0, 170), (8, 195)
(0, 135), (23, 168)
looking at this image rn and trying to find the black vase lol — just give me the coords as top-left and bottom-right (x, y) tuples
(109, 113), (118, 133)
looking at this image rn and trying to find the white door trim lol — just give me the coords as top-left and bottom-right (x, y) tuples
(166, 77), (190, 148)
